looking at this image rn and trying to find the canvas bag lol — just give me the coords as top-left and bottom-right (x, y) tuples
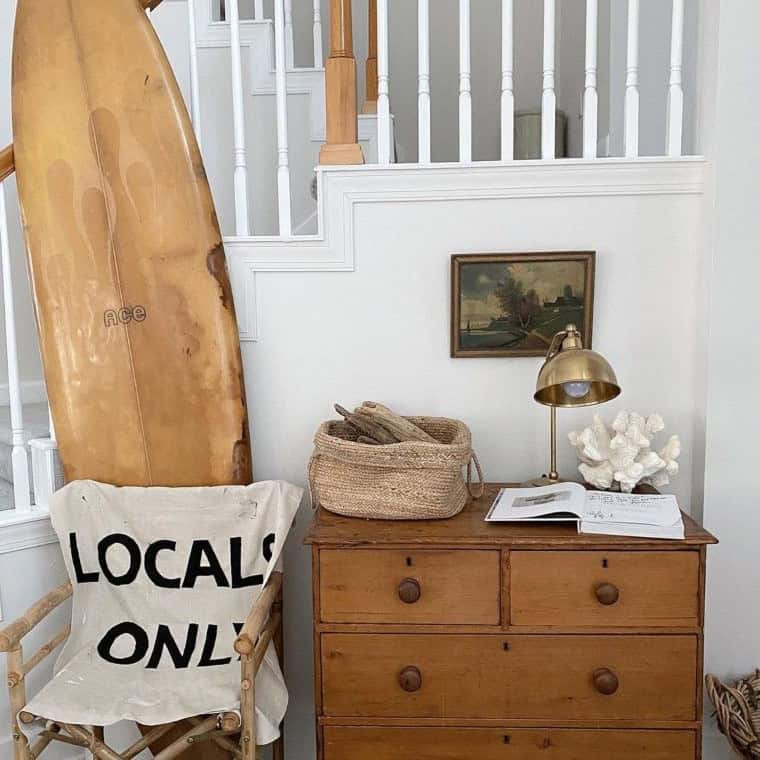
(23, 479), (302, 745)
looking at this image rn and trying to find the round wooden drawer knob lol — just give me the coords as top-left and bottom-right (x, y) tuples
(594, 582), (620, 606)
(398, 578), (422, 604)
(398, 666), (422, 692)
(593, 668), (619, 695)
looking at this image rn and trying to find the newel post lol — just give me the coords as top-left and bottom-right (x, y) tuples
(362, 0), (378, 114)
(319, 0), (364, 164)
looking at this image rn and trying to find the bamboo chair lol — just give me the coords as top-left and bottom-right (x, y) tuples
(0, 572), (284, 760)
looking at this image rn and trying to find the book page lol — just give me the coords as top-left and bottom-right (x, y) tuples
(486, 482), (587, 522)
(582, 491), (681, 526)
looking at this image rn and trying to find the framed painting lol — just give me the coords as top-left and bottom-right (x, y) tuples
(451, 251), (595, 358)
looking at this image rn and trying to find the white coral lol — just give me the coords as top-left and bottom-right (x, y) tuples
(568, 412), (680, 492)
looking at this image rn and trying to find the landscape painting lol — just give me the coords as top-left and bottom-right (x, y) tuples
(451, 252), (595, 357)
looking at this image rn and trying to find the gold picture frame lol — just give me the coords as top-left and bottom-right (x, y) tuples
(451, 251), (595, 358)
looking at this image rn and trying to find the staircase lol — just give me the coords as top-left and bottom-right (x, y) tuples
(150, 0), (383, 240)
(0, 0), (708, 519)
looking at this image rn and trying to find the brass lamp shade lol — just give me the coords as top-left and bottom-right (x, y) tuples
(526, 323), (621, 485)
(534, 348), (621, 407)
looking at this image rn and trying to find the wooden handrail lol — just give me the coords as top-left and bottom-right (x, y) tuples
(362, 0), (378, 114)
(0, 144), (14, 182)
(319, 0), (364, 164)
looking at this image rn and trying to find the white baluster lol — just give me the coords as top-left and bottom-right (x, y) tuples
(0, 185), (31, 512)
(667, 0), (685, 157)
(48, 406), (56, 444)
(228, 0), (251, 235)
(187, 0), (203, 151)
(458, 0), (472, 162)
(313, 0), (323, 68)
(418, 0), (431, 163)
(30, 405), (59, 510)
(377, 0), (391, 164)
(541, 0), (556, 160)
(583, 0), (598, 158)
(500, 0), (514, 161)
(254, 0), (263, 20)
(284, 0), (295, 69)
(274, 0), (292, 236)
(624, 0), (640, 158)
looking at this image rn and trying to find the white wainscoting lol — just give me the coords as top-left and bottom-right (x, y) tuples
(226, 157), (704, 342)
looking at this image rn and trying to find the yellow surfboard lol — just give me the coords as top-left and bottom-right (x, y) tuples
(12, 0), (252, 487)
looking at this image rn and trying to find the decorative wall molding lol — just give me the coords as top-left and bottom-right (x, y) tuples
(226, 156), (706, 267)
(225, 157), (706, 341)
(0, 509), (56, 555)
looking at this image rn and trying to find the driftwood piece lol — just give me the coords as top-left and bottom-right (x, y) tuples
(359, 402), (438, 443)
(333, 405), (396, 444)
(357, 436), (381, 445)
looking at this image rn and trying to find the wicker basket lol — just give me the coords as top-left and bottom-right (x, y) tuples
(308, 416), (483, 520)
(706, 671), (760, 758)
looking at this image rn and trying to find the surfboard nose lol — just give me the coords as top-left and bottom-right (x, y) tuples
(11, 0), (252, 487)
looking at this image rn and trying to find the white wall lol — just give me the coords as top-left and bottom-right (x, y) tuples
(701, 1), (760, 758)
(0, 3), (740, 760)
(245, 164), (706, 758)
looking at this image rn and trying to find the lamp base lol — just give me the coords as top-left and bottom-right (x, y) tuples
(521, 473), (562, 488)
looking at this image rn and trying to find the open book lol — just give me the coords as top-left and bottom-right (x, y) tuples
(485, 482), (684, 540)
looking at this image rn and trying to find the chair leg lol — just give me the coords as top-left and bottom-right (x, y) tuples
(240, 655), (256, 760)
(7, 646), (31, 760)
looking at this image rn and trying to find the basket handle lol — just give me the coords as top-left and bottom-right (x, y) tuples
(466, 451), (485, 499)
(307, 452), (321, 510)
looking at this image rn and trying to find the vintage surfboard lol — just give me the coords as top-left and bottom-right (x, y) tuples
(11, 0), (252, 488)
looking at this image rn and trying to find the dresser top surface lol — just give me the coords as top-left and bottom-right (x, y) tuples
(306, 484), (717, 548)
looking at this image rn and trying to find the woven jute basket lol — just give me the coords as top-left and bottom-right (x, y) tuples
(706, 671), (760, 758)
(308, 416), (483, 520)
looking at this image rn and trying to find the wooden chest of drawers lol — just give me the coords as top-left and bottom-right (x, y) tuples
(306, 485), (717, 760)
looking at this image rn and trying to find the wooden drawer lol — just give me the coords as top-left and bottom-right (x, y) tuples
(321, 633), (697, 721)
(510, 550), (700, 628)
(323, 726), (697, 760)
(319, 549), (500, 625)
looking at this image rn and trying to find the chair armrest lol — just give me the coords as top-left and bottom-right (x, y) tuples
(0, 145), (14, 183)
(0, 581), (72, 652)
(234, 572), (283, 656)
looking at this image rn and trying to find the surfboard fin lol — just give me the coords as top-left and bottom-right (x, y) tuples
(0, 144), (14, 182)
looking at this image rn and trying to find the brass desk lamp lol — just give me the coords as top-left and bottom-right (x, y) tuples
(530, 323), (620, 485)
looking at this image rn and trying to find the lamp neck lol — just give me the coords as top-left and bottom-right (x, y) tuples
(549, 406), (559, 481)
(560, 325), (583, 351)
